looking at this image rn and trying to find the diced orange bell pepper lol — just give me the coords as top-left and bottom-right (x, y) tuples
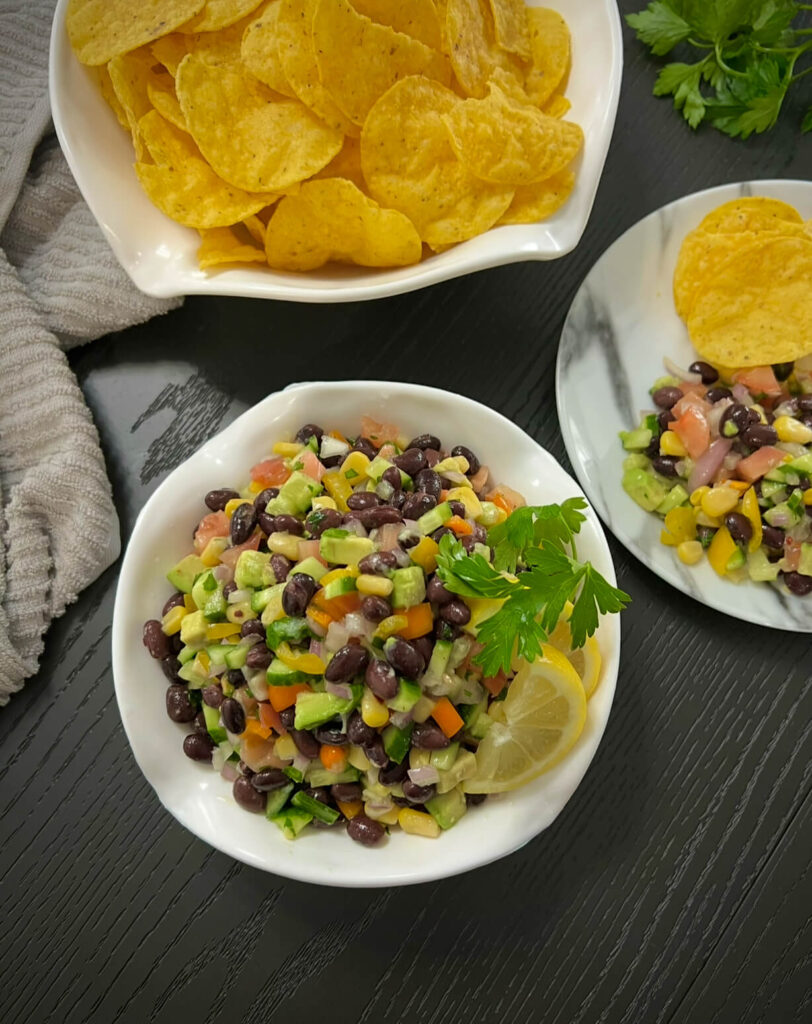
(312, 590), (361, 619)
(319, 744), (347, 773)
(268, 684), (311, 712)
(431, 697), (465, 738)
(243, 718), (272, 741)
(337, 799), (362, 820)
(394, 603), (434, 639)
(258, 702), (286, 735)
(707, 525), (737, 576)
(446, 515), (474, 536)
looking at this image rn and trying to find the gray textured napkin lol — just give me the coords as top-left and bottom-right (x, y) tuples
(0, 0), (182, 704)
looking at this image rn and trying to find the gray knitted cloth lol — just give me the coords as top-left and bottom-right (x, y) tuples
(0, 0), (181, 704)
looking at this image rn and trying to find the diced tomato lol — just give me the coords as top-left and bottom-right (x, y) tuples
(482, 670), (508, 697)
(784, 538), (801, 570)
(297, 539), (324, 562)
(258, 702), (286, 735)
(360, 415), (399, 448)
(672, 391), (712, 419)
(679, 381), (707, 397)
(736, 446), (786, 482)
(193, 511), (229, 553)
(485, 484), (526, 510)
(239, 732), (286, 771)
(218, 531), (261, 569)
(250, 457), (290, 487)
(298, 449), (325, 482)
(671, 407), (710, 458)
(733, 366), (782, 397)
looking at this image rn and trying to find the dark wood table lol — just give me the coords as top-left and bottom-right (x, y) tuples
(3, 6), (810, 1021)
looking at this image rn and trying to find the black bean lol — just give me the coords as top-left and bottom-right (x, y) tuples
(401, 491), (437, 520)
(305, 507), (343, 537)
(393, 447), (426, 477)
(706, 387), (733, 404)
(365, 658), (399, 700)
(772, 362), (794, 382)
(314, 719), (349, 745)
(278, 707), (296, 730)
(351, 437), (377, 459)
(238, 760), (254, 777)
(332, 782), (363, 803)
(720, 402), (756, 437)
(223, 581), (238, 601)
(193, 710), (208, 733)
(696, 525), (716, 550)
(257, 511), (277, 536)
(440, 599), (471, 626)
(398, 529), (421, 549)
(450, 445), (480, 475)
(347, 814), (385, 846)
(414, 469), (442, 500)
(221, 698), (246, 735)
(448, 500), (466, 518)
(233, 776), (266, 813)
(253, 487), (279, 513)
(305, 786), (331, 805)
(761, 525), (785, 552)
(689, 361), (719, 385)
(652, 386), (683, 409)
(797, 395), (812, 414)
(644, 435), (660, 459)
(273, 514), (304, 536)
(432, 526), (453, 543)
(390, 489), (407, 511)
(245, 645), (272, 670)
(424, 448), (441, 468)
(346, 491), (379, 512)
(360, 595), (392, 622)
(267, 554), (290, 584)
(411, 635), (434, 666)
(358, 506), (403, 530)
(461, 536), (477, 553)
(654, 409), (676, 433)
(412, 720), (450, 750)
(724, 512), (753, 544)
(379, 760), (409, 785)
(226, 668), (246, 688)
(358, 550), (399, 576)
(651, 455), (680, 478)
(291, 728), (320, 759)
(282, 573), (318, 617)
(471, 523), (487, 544)
(408, 433), (442, 451)
(162, 592), (185, 616)
(166, 684), (196, 723)
(183, 732), (214, 762)
(402, 779), (436, 805)
(325, 643), (369, 683)
(230, 503), (256, 545)
(202, 685), (223, 708)
(205, 488), (239, 512)
(466, 792), (488, 807)
(741, 423), (778, 449)
(364, 734), (389, 767)
(783, 571), (812, 596)
(295, 423), (324, 443)
(143, 620), (171, 661)
(347, 710), (375, 746)
(381, 466), (402, 490)
(384, 637), (424, 679)
(251, 768), (289, 792)
(160, 656), (181, 683)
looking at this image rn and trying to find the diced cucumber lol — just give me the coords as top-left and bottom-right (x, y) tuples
(622, 468), (669, 512)
(390, 566), (426, 609)
(619, 427), (653, 451)
(178, 645), (197, 665)
(203, 704), (227, 744)
(656, 484), (689, 515)
(747, 548), (780, 582)
(292, 556), (328, 581)
(271, 806), (313, 839)
(291, 790), (340, 825)
(436, 749), (477, 793)
(306, 765), (360, 787)
(725, 547), (746, 571)
(416, 501), (453, 535)
(382, 722), (414, 764)
(799, 543), (812, 577)
(205, 645), (230, 668)
(760, 479), (786, 503)
(319, 530), (375, 565)
(765, 499), (802, 528)
(267, 657), (310, 686)
(386, 679), (422, 713)
(430, 742), (459, 773)
(468, 712), (492, 740)
(224, 643), (250, 670)
(266, 471), (322, 516)
(177, 660), (208, 688)
(367, 455), (394, 483)
(251, 584), (284, 613)
(426, 785), (467, 829)
(294, 688), (361, 730)
(234, 550), (271, 590)
(265, 783), (294, 819)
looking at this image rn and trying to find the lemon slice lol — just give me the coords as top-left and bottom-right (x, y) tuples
(464, 645), (587, 794)
(546, 619), (602, 699)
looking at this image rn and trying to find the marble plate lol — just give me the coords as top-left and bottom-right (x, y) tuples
(556, 179), (812, 632)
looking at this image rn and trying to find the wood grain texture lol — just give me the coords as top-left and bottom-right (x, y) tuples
(1, 3), (811, 1021)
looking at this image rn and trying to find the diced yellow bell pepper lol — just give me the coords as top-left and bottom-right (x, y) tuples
(701, 486), (739, 518)
(446, 487), (482, 518)
(740, 487), (763, 553)
(374, 614), (408, 640)
(340, 450), (371, 484)
(707, 525), (738, 576)
(660, 529), (678, 548)
(311, 495), (338, 511)
(690, 486), (710, 507)
(196, 651), (210, 673)
(372, 805), (400, 826)
(361, 687), (390, 728)
(273, 441), (304, 457)
(183, 594), (196, 612)
(322, 470), (352, 511)
(663, 507), (697, 544)
(660, 430), (687, 457)
(224, 498), (250, 518)
(357, 574), (394, 596)
(398, 807), (441, 838)
(206, 622), (242, 641)
(248, 479), (264, 494)
(320, 566), (359, 587)
(200, 536), (229, 567)
(276, 641), (325, 675)
(409, 535), (440, 573)
(274, 733), (298, 761)
(161, 605), (187, 635)
(434, 455), (469, 475)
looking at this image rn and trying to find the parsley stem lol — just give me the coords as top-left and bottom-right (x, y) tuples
(714, 42), (748, 79)
(792, 64), (812, 82)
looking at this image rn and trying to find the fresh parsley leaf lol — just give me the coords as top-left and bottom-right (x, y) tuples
(474, 587), (549, 677)
(654, 61), (708, 127)
(487, 498), (587, 573)
(706, 56), (788, 137)
(626, 2), (692, 55)
(802, 106), (812, 131)
(435, 533), (514, 599)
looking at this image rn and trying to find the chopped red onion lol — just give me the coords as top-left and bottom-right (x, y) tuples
(320, 435), (350, 461)
(293, 752), (311, 774)
(297, 539), (322, 561)
(325, 680), (353, 700)
(664, 356), (702, 384)
(343, 612), (373, 639)
(389, 710), (413, 729)
(325, 620), (350, 652)
(687, 439), (732, 492)
(309, 638), (323, 659)
(342, 518), (368, 538)
(768, 510), (792, 529)
(407, 765), (440, 787)
(376, 480), (395, 501)
(220, 761), (239, 783)
(212, 564), (233, 584)
(227, 587), (252, 604)
(365, 800), (395, 820)
(707, 397), (733, 439)
(376, 522), (403, 550)
(391, 548), (412, 569)
(732, 383), (753, 406)
(246, 669), (268, 701)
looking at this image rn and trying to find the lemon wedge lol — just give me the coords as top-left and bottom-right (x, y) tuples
(464, 645), (587, 794)
(546, 619), (602, 699)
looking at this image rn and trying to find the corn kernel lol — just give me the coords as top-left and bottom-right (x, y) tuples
(774, 416), (812, 444)
(340, 450), (371, 482)
(677, 540), (703, 565)
(373, 805), (400, 826)
(273, 441), (304, 457)
(804, 488), (812, 506)
(690, 486), (710, 506)
(311, 495), (337, 511)
(398, 808), (441, 838)
(446, 487), (483, 518)
(695, 510), (722, 528)
(267, 531), (301, 560)
(663, 507), (696, 543)
(357, 573), (394, 596)
(224, 498), (249, 518)
(274, 733), (298, 761)
(361, 687), (390, 728)
(161, 605), (187, 635)
(200, 536), (229, 567)
(660, 430), (688, 457)
(347, 744), (371, 772)
(701, 486), (739, 518)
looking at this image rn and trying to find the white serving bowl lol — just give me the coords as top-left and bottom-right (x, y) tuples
(112, 382), (621, 886)
(49, 0), (622, 303)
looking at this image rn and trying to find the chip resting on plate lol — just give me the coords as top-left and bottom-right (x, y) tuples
(350, 0), (443, 50)
(67, 0), (206, 65)
(497, 169), (575, 226)
(180, 0), (265, 33)
(197, 224), (267, 268)
(525, 7), (571, 107)
(241, 2), (297, 97)
(488, 0), (531, 61)
(697, 197), (804, 235)
(445, 0), (525, 98)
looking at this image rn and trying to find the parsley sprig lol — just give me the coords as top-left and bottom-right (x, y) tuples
(626, 1), (812, 138)
(435, 501), (630, 677)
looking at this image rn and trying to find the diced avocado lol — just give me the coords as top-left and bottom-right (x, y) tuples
(460, 695), (486, 730)
(203, 704), (227, 744)
(234, 550), (271, 590)
(622, 467), (669, 512)
(251, 584), (284, 613)
(323, 575), (358, 600)
(623, 453), (651, 472)
(178, 644), (196, 665)
(166, 554), (207, 594)
(382, 722), (414, 764)
(319, 528), (375, 565)
(224, 643), (251, 670)
(426, 785), (468, 829)
(177, 659), (208, 688)
(760, 478), (786, 503)
(747, 548), (780, 582)
(191, 569), (227, 622)
(437, 750), (477, 793)
(430, 742), (459, 773)
(656, 483), (690, 515)
(306, 765), (360, 787)
(267, 657), (310, 687)
(799, 543), (812, 577)
(265, 782), (294, 819)
(291, 790), (340, 825)
(725, 547), (746, 571)
(468, 711), (492, 740)
(266, 471), (322, 516)
(180, 609), (207, 648)
(416, 501), (453, 535)
(266, 616), (312, 651)
(367, 455), (394, 483)
(765, 499), (802, 528)
(271, 806), (313, 839)
(477, 501), (503, 527)
(619, 427), (653, 452)
(650, 375), (681, 393)
(294, 688), (360, 730)
(390, 566), (426, 610)
(291, 556), (328, 581)
(386, 679), (422, 713)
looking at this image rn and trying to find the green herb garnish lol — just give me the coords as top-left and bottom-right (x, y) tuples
(626, 1), (812, 138)
(435, 503), (630, 677)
